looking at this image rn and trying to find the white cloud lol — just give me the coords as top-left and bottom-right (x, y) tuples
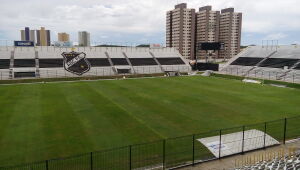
(264, 33), (288, 40)
(0, 0), (299, 43)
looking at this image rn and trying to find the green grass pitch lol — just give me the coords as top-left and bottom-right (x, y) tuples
(0, 76), (299, 167)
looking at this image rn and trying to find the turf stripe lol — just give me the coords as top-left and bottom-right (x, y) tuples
(37, 83), (95, 161)
(0, 85), (43, 166)
(78, 83), (165, 141)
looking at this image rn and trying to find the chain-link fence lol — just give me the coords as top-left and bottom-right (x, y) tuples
(0, 116), (299, 170)
(221, 67), (300, 84)
(0, 65), (191, 81)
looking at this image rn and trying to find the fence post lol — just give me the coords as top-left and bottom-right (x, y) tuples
(192, 134), (195, 165)
(219, 130), (222, 159)
(129, 145), (132, 170)
(293, 74), (294, 83)
(45, 160), (49, 170)
(242, 126), (245, 154)
(264, 122), (267, 149)
(163, 140), (166, 169)
(90, 152), (93, 170)
(283, 118), (287, 144)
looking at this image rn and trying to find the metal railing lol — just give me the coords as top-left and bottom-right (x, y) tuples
(0, 116), (300, 170)
(222, 67), (300, 84)
(0, 65), (191, 80)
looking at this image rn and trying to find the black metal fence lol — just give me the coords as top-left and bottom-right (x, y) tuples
(1, 116), (300, 170)
(222, 67), (300, 84)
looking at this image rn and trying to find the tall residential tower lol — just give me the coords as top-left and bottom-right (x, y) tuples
(36, 27), (51, 46)
(219, 8), (242, 59)
(195, 6), (220, 59)
(20, 27), (36, 44)
(58, 32), (70, 42)
(166, 4), (242, 60)
(166, 3), (196, 59)
(78, 31), (90, 47)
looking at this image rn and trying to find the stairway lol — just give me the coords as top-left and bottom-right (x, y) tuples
(122, 52), (136, 74)
(35, 51), (40, 78)
(9, 50), (14, 79)
(149, 51), (164, 72)
(104, 52), (117, 75)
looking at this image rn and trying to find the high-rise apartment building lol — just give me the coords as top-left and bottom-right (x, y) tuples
(78, 31), (90, 47)
(166, 3), (196, 59)
(36, 27), (51, 46)
(58, 32), (70, 42)
(219, 8), (242, 59)
(25, 27), (30, 41)
(167, 4), (242, 60)
(196, 6), (220, 59)
(21, 30), (25, 41)
(20, 27), (36, 44)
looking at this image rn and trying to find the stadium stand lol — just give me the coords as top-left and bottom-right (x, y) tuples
(0, 59), (10, 69)
(125, 47), (162, 74)
(12, 47), (37, 78)
(0, 46), (191, 79)
(107, 49), (133, 74)
(0, 47), (11, 79)
(38, 47), (72, 78)
(221, 45), (300, 83)
(82, 47), (115, 76)
(151, 48), (190, 73)
(235, 148), (300, 170)
(39, 59), (63, 68)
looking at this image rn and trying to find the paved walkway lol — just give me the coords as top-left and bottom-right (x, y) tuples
(178, 139), (300, 170)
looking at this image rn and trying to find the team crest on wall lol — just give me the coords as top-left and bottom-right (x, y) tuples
(62, 51), (91, 75)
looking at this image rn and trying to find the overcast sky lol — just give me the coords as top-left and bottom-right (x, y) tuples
(0, 0), (299, 45)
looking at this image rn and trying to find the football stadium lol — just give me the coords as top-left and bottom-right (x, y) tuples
(0, 44), (300, 170)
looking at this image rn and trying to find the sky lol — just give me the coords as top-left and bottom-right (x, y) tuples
(0, 0), (299, 46)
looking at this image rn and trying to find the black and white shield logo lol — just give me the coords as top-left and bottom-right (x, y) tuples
(62, 51), (91, 75)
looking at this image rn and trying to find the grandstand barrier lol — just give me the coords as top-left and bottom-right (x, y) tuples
(0, 116), (300, 170)
(221, 45), (300, 84)
(0, 65), (190, 80)
(0, 46), (191, 80)
(222, 67), (300, 84)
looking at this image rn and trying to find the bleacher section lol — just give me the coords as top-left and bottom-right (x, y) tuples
(13, 47), (37, 78)
(151, 49), (190, 73)
(0, 47), (11, 79)
(230, 57), (264, 66)
(39, 47), (71, 78)
(39, 59), (63, 68)
(259, 58), (300, 69)
(0, 47), (191, 80)
(235, 150), (300, 170)
(221, 45), (300, 83)
(83, 48), (115, 76)
(108, 49), (132, 74)
(125, 48), (162, 74)
(0, 59), (10, 69)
